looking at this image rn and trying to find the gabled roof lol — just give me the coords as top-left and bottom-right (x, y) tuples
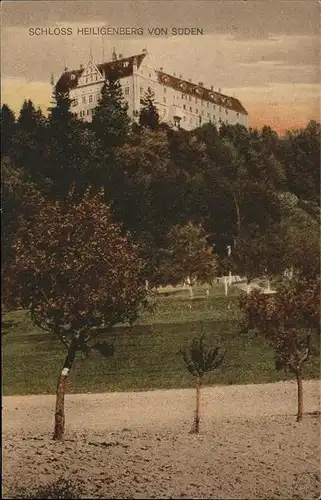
(157, 71), (248, 116)
(56, 53), (147, 93)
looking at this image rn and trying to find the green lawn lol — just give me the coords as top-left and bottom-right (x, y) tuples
(2, 284), (320, 396)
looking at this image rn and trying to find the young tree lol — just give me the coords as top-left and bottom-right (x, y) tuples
(182, 334), (226, 433)
(4, 188), (148, 440)
(139, 87), (160, 130)
(91, 76), (130, 149)
(239, 279), (320, 421)
(157, 221), (217, 287)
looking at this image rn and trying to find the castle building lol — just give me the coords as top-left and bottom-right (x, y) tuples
(55, 49), (248, 130)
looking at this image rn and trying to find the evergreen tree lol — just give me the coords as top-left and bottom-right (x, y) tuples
(10, 100), (48, 185)
(1, 103), (16, 155)
(17, 99), (40, 132)
(91, 75), (130, 148)
(48, 88), (77, 128)
(139, 87), (160, 130)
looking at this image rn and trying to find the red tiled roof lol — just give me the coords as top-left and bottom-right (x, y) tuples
(56, 53), (147, 92)
(157, 71), (247, 116)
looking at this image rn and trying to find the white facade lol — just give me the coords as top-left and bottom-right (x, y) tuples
(57, 50), (248, 131)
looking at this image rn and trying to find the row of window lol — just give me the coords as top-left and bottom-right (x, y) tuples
(78, 108), (94, 117)
(72, 93), (100, 107)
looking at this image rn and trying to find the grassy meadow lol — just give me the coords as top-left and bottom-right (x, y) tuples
(3, 283), (320, 396)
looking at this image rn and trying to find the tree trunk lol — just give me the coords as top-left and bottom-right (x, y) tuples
(193, 377), (201, 434)
(53, 336), (79, 441)
(295, 370), (303, 422)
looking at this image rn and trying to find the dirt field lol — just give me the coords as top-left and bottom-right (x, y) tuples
(2, 380), (320, 499)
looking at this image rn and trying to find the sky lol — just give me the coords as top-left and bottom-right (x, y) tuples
(1, 0), (320, 134)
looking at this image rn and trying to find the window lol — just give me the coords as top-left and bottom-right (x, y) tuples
(85, 77), (88, 84)
(163, 97), (166, 103)
(189, 107), (192, 112)
(195, 98), (198, 104)
(89, 95), (93, 103)
(140, 87), (144, 95)
(181, 93), (184, 99)
(225, 109), (228, 115)
(125, 86), (129, 95)
(183, 104), (186, 110)
(183, 116), (186, 121)
(149, 73), (152, 78)
(164, 87), (167, 93)
(207, 102), (209, 108)
(87, 109), (90, 116)
(190, 117), (193, 124)
(95, 75), (98, 81)
(196, 108), (199, 114)
(189, 96), (192, 101)
(71, 99), (78, 107)
(82, 96), (86, 104)
(201, 100), (204, 106)
(237, 112), (239, 117)
(207, 113), (210, 118)
(201, 111), (204, 116)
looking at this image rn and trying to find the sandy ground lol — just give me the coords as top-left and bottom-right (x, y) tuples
(2, 380), (321, 499)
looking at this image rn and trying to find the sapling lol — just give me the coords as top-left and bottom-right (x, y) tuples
(181, 334), (226, 433)
(239, 278), (319, 422)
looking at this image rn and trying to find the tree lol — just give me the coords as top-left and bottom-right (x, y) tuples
(280, 121), (320, 205)
(1, 157), (41, 288)
(233, 223), (287, 290)
(279, 195), (320, 281)
(48, 88), (77, 128)
(181, 334), (226, 433)
(10, 100), (49, 186)
(1, 103), (16, 155)
(17, 99), (40, 132)
(239, 279), (320, 421)
(91, 76), (130, 149)
(4, 188), (148, 440)
(157, 221), (217, 287)
(139, 87), (160, 130)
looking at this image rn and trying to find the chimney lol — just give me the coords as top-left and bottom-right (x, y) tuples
(173, 72), (176, 76)
(198, 81), (203, 86)
(160, 67), (163, 71)
(142, 48), (147, 54)
(119, 54), (123, 59)
(210, 85), (213, 90)
(179, 74), (182, 78)
(112, 47), (117, 61)
(188, 78), (192, 82)
(80, 64), (84, 70)
(64, 66), (68, 72)
(218, 88), (221, 93)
